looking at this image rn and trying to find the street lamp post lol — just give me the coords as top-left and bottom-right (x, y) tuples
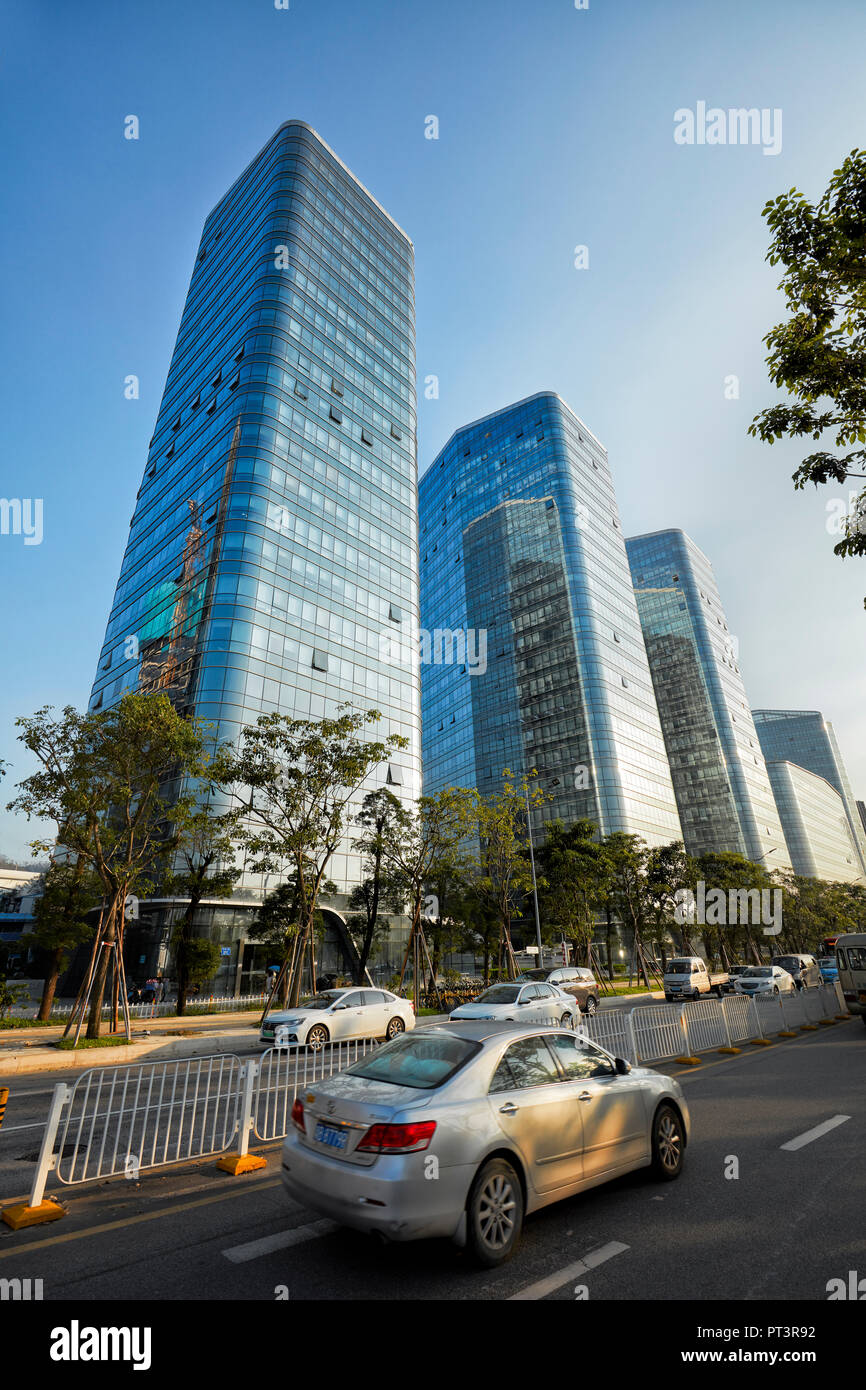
(524, 784), (544, 963)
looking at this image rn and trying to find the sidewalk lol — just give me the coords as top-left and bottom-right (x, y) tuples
(0, 1009), (452, 1075)
(0, 1009), (264, 1075)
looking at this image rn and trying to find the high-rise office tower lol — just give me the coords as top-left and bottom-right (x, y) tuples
(418, 393), (683, 846)
(88, 123), (419, 982)
(763, 761), (864, 883)
(752, 710), (866, 877)
(626, 529), (791, 868)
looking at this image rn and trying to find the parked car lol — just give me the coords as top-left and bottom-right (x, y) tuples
(771, 953), (821, 991)
(516, 966), (600, 1015)
(735, 965), (795, 997)
(448, 981), (579, 1028)
(817, 955), (839, 984)
(663, 957), (728, 1001)
(280, 1022), (690, 1265)
(261, 988), (415, 1050)
(719, 965), (751, 995)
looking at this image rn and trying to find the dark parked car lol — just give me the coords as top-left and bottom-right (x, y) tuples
(771, 953), (821, 991)
(516, 966), (600, 1015)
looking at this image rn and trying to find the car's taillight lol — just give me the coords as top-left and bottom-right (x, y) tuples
(356, 1121), (437, 1154)
(291, 1098), (305, 1133)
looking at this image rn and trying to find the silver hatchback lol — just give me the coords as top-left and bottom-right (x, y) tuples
(281, 1021), (690, 1266)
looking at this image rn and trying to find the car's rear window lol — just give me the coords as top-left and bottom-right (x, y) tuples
(343, 1032), (481, 1090)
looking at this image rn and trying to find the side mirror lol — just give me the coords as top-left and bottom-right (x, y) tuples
(518, 997), (532, 1005)
(614, 1057), (631, 1075)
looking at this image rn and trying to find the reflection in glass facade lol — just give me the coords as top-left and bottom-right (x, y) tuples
(752, 710), (866, 878)
(419, 394), (683, 845)
(626, 530), (791, 868)
(89, 122), (420, 902)
(764, 761), (864, 884)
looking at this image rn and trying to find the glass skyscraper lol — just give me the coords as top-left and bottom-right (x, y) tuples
(626, 529), (791, 868)
(418, 393), (683, 846)
(88, 122), (419, 985)
(764, 761), (864, 884)
(752, 710), (866, 878)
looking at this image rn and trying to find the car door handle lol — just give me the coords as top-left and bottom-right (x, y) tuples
(499, 1102), (519, 1115)
(578, 1091), (594, 1102)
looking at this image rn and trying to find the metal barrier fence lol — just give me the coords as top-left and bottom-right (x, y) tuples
(15, 987), (849, 1212)
(578, 1010), (637, 1065)
(253, 1038), (381, 1142)
(48, 992), (269, 1021)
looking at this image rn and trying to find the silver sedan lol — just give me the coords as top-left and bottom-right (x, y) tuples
(281, 1021), (690, 1266)
(448, 981), (580, 1028)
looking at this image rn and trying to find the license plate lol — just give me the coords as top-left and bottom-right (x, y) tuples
(314, 1122), (347, 1150)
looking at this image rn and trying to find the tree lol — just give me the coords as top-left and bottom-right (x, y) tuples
(349, 789), (404, 984)
(694, 851), (778, 966)
(645, 841), (697, 964)
(20, 860), (98, 1020)
(602, 833), (654, 985)
(8, 695), (221, 1039)
(161, 808), (241, 1015)
(220, 707), (406, 1007)
(749, 149), (866, 594)
(535, 819), (611, 967)
(380, 788), (473, 1010)
(465, 772), (547, 980)
(249, 875), (337, 1007)
(0, 977), (30, 1020)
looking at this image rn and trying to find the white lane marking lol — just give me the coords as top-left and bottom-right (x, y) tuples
(781, 1115), (851, 1151)
(0, 1121), (47, 1133)
(222, 1219), (337, 1263)
(508, 1240), (629, 1301)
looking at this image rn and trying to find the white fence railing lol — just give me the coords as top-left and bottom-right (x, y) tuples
(253, 1039), (382, 1143)
(15, 987), (848, 1212)
(47, 992), (270, 1021)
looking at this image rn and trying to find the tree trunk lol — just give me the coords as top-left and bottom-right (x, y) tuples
(86, 900), (119, 1039)
(37, 946), (65, 1021)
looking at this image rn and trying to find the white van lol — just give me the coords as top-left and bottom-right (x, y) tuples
(664, 957), (711, 1002)
(835, 933), (866, 1027)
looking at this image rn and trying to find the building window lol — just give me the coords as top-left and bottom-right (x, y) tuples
(206, 400), (216, 415)
(192, 395), (200, 410)
(311, 649), (328, 672)
(388, 603), (402, 623)
(386, 763), (403, 786)
(331, 378), (343, 397)
(235, 345), (245, 362)
(613, 631), (621, 642)
(229, 375), (239, 390)
(213, 371), (222, 388)
(361, 428), (373, 447)
(330, 406), (342, 424)
(390, 424), (402, 440)
(294, 381), (308, 400)
(621, 677), (629, 688)
(166, 443), (175, 458)
(172, 416), (181, 431)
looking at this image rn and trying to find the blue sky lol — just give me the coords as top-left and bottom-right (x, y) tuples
(2, 0), (865, 859)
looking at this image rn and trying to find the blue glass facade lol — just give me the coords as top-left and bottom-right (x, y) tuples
(89, 122), (421, 898)
(752, 710), (866, 878)
(418, 394), (683, 845)
(626, 529), (791, 868)
(764, 761), (864, 884)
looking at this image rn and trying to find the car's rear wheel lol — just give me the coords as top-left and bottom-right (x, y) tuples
(466, 1158), (524, 1267)
(584, 996), (598, 1016)
(386, 1015), (405, 1040)
(307, 1024), (329, 1051)
(651, 1104), (685, 1181)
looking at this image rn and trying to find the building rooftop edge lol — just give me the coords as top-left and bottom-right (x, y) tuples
(423, 392), (607, 474)
(205, 120), (413, 247)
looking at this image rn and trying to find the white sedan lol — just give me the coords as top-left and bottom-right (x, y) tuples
(449, 981), (580, 1028)
(735, 965), (796, 997)
(261, 988), (415, 1050)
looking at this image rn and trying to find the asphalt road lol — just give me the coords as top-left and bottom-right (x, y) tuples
(0, 1017), (862, 1301)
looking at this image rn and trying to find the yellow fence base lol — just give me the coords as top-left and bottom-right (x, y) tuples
(216, 1154), (268, 1176)
(2, 1199), (65, 1230)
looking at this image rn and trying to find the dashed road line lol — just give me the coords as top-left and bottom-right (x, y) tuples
(508, 1240), (629, 1301)
(780, 1115), (851, 1151)
(222, 1219), (337, 1262)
